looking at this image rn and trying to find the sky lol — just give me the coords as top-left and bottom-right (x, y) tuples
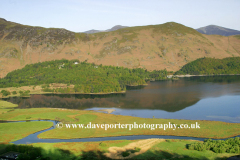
(0, 0), (240, 32)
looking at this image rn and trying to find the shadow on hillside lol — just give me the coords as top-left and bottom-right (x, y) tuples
(126, 150), (231, 160)
(0, 143), (234, 160)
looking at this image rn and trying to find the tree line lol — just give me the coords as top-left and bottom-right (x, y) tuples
(188, 138), (240, 153)
(175, 57), (240, 75)
(0, 59), (167, 94)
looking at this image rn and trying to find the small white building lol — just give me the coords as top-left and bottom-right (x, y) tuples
(74, 62), (79, 65)
(58, 63), (65, 69)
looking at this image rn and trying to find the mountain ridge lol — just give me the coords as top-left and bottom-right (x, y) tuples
(196, 25), (240, 36)
(83, 25), (128, 34)
(0, 18), (240, 78)
(84, 24), (240, 36)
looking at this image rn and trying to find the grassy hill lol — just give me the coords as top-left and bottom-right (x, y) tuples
(0, 59), (167, 97)
(0, 18), (240, 77)
(175, 57), (240, 75)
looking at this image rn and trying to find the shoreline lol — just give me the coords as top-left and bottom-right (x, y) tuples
(167, 74), (240, 78)
(94, 109), (116, 114)
(0, 83), (151, 99)
(2, 74), (239, 98)
(0, 90), (126, 99)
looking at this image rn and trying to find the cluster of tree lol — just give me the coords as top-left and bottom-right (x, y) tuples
(19, 90), (30, 97)
(188, 138), (240, 153)
(0, 59), (167, 94)
(12, 91), (17, 95)
(0, 90), (29, 97)
(1, 144), (77, 160)
(175, 57), (240, 75)
(1, 90), (11, 96)
(2, 144), (42, 160)
(185, 75), (240, 83)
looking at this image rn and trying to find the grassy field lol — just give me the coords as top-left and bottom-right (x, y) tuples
(0, 107), (239, 141)
(0, 100), (18, 114)
(0, 100), (18, 108)
(32, 140), (137, 156)
(0, 139), (238, 160)
(0, 121), (53, 142)
(130, 139), (238, 160)
(0, 101), (239, 159)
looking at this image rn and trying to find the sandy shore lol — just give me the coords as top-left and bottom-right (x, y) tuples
(167, 74), (240, 78)
(96, 109), (116, 114)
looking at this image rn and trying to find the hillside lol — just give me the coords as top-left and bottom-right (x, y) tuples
(0, 18), (240, 78)
(175, 57), (240, 75)
(196, 25), (240, 36)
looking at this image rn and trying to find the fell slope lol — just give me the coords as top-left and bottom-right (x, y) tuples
(0, 18), (240, 77)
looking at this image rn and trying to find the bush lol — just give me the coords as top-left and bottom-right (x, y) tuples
(122, 151), (130, 157)
(188, 138), (240, 153)
(1, 90), (11, 96)
(135, 147), (141, 152)
(4, 144), (43, 160)
(99, 142), (107, 147)
(12, 91), (17, 95)
(18, 90), (31, 97)
(188, 144), (195, 150)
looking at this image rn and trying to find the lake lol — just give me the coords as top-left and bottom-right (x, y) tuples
(3, 75), (240, 123)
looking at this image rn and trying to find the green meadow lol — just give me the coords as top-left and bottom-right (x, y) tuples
(0, 121), (53, 143)
(30, 140), (239, 159)
(0, 101), (239, 159)
(0, 107), (239, 141)
(0, 100), (18, 108)
(130, 139), (239, 160)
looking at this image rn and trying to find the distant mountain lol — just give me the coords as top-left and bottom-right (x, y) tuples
(83, 25), (128, 34)
(105, 25), (128, 32)
(84, 29), (102, 34)
(196, 25), (240, 36)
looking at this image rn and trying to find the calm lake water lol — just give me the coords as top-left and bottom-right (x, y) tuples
(3, 76), (240, 123)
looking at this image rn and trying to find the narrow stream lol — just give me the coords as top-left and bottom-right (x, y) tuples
(3, 120), (239, 144)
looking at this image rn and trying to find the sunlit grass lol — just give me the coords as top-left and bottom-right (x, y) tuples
(0, 100), (239, 144)
(0, 121), (53, 142)
(132, 139), (238, 160)
(0, 107), (239, 140)
(0, 100), (18, 108)
(32, 140), (136, 156)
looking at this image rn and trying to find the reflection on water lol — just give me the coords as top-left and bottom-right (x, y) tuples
(2, 75), (240, 122)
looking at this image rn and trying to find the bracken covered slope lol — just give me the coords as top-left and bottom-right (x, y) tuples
(0, 18), (240, 77)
